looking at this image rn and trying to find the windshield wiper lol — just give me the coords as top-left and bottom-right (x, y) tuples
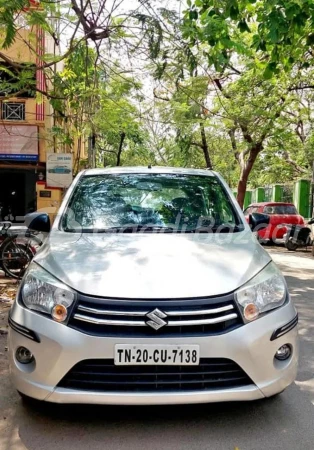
(65, 225), (244, 234)
(185, 225), (244, 233)
(95, 225), (176, 233)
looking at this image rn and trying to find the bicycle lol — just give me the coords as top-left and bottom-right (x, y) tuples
(0, 222), (43, 279)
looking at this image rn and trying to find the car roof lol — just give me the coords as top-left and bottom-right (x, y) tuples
(80, 166), (215, 177)
(247, 202), (295, 207)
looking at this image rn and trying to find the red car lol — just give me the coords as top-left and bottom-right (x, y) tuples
(244, 202), (305, 242)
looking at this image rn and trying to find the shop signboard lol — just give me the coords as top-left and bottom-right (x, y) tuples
(46, 153), (73, 188)
(0, 125), (39, 161)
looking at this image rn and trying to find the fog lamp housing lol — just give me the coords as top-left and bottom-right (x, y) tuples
(275, 344), (292, 361)
(16, 346), (34, 364)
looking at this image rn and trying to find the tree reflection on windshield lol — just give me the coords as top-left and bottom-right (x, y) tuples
(62, 173), (242, 233)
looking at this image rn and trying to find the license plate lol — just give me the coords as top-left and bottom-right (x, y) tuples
(114, 344), (200, 366)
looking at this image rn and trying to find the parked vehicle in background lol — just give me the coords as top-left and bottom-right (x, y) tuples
(244, 202), (304, 243)
(8, 167), (298, 406)
(284, 218), (314, 251)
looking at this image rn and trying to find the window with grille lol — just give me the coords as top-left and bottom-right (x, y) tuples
(2, 102), (25, 121)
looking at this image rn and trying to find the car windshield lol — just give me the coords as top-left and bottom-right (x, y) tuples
(263, 205), (297, 215)
(61, 173), (243, 233)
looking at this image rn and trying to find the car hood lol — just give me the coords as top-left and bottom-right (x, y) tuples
(34, 230), (271, 299)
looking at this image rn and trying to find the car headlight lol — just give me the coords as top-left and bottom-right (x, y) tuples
(235, 262), (287, 322)
(21, 264), (76, 323)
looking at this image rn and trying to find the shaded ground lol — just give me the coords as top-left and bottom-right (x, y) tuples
(0, 248), (314, 450)
(0, 277), (17, 377)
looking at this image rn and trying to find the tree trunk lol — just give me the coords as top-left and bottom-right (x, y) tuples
(75, 136), (82, 174)
(237, 176), (249, 210)
(116, 132), (126, 166)
(88, 134), (96, 168)
(237, 149), (259, 209)
(199, 123), (213, 169)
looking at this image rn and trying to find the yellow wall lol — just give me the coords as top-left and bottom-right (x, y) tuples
(0, 26), (52, 163)
(0, 28), (37, 64)
(36, 182), (63, 224)
(1, 27), (86, 167)
(0, 98), (50, 162)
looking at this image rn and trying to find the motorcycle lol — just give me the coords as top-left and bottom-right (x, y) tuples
(284, 218), (314, 251)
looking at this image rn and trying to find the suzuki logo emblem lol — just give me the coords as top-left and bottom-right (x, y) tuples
(146, 308), (167, 330)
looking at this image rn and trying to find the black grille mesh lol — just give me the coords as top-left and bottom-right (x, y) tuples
(58, 358), (253, 392)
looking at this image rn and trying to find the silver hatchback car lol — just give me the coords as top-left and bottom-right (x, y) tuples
(8, 167), (298, 405)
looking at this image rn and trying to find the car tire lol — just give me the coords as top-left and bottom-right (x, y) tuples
(285, 241), (298, 251)
(264, 389), (285, 401)
(18, 391), (42, 407)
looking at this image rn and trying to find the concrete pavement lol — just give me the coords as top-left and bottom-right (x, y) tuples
(0, 249), (314, 450)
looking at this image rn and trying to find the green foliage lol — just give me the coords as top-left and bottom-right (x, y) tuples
(135, 14), (163, 59)
(0, 62), (36, 96)
(0, 0), (313, 198)
(51, 40), (148, 169)
(184, 0), (314, 77)
(133, 5), (314, 199)
(0, 0), (28, 48)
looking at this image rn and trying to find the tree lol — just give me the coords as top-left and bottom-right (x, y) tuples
(51, 41), (101, 172)
(180, 1), (314, 205)
(93, 76), (147, 168)
(135, 7), (217, 169)
(0, 1), (176, 170)
(51, 41), (148, 171)
(2, 0), (314, 202)
(0, 1), (152, 107)
(184, 0), (314, 78)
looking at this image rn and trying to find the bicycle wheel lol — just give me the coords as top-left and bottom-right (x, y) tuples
(1, 236), (34, 279)
(15, 233), (43, 253)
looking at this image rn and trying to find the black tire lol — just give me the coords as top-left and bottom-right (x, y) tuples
(18, 391), (42, 407)
(285, 240), (298, 251)
(266, 389), (285, 400)
(1, 237), (34, 279)
(256, 235), (266, 245)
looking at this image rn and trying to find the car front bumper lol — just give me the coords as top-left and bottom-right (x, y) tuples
(8, 300), (298, 405)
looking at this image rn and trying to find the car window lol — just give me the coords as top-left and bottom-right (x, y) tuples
(263, 206), (274, 214)
(263, 205), (297, 215)
(243, 206), (260, 215)
(62, 173), (243, 232)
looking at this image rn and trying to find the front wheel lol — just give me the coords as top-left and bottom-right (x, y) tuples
(18, 392), (43, 408)
(265, 389), (286, 401)
(285, 240), (298, 251)
(1, 237), (34, 279)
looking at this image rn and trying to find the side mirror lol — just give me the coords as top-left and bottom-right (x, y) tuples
(249, 213), (270, 231)
(25, 212), (51, 233)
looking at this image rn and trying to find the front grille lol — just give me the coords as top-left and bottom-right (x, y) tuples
(68, 294), (243, 337)
(58, 358), (253, 392)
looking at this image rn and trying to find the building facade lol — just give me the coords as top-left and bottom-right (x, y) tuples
(0, 21), (64, 222)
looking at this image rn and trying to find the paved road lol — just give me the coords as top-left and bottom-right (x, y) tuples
(0, 249), (314, 450)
